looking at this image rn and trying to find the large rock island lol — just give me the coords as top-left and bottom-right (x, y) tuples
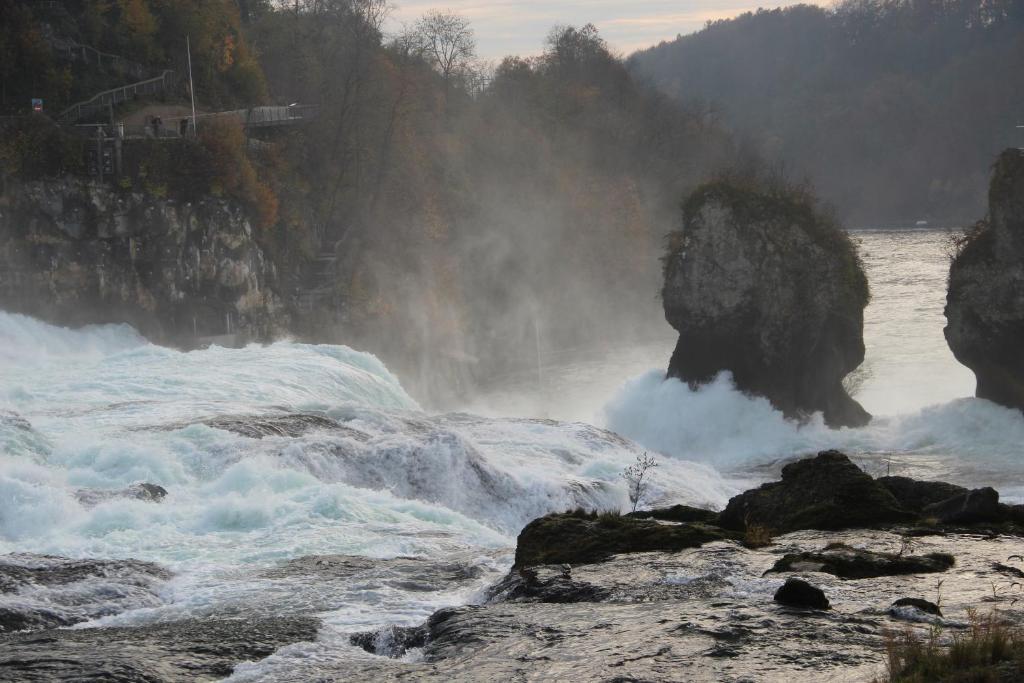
(945, 149), (1024, 412)
(661, 178), (871, 427)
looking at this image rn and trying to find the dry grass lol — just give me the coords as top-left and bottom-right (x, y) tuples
(880, 609), (1024, 682)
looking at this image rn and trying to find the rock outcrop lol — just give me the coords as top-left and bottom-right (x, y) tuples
(662, 179), (870, 427)
(945, 149), (1024, 411)
(718, 450), (914, 533)
(513, 511), (736, 568)
(0, 178), (284, 345)
(876, 476), (967, 514)
(922, 487), (1002, 525)
(767, 543), (954, 579)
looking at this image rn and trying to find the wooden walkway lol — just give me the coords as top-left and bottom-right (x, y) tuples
(57, 71), (177, 125)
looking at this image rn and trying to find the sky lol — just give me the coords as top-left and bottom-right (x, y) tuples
(386, 1), (828, 61)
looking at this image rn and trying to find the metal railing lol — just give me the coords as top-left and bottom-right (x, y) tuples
(57, 70), (176, 125)
(201, 105), (320, 129)
(55, 42), (148, 80)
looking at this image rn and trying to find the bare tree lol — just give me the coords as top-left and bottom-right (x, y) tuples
(622, 452), (658, 513)
(412, 10), (476, 93)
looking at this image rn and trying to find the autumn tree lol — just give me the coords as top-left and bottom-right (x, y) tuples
(412, 10), (476, 95)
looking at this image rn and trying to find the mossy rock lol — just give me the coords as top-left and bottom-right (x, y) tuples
(719, 451), (915, 533)
(627, 504), (720, 524)
(513, 511), (738, 568)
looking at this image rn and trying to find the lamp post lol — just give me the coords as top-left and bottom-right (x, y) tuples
(187, 35), (198, 136)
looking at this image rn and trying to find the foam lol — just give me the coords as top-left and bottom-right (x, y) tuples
(604, 369), (1024, 500)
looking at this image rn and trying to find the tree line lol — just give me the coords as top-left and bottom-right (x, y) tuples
(2, 0), (745, 404)
(630, 0), (1024, 225)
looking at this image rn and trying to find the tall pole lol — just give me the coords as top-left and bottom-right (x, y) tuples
(187, 35), (197, 137)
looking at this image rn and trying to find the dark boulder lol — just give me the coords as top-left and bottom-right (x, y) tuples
(773, 578), (830, 610)
(891, 597), (942, 617)
(1003, 504), (1024, 525)
(922, 487), (1002, 524)
(627, 504), (720, 524)
(662, 179), (870, 427)
(718, 451), (914, 533)
(876, 476), (967, 513)
(513, 511), (736, 568)
(766, 543), (954, 579)
(945, 149), (1024, 411)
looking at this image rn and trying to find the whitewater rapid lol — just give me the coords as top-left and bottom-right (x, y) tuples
(0, 308), (733, 668)
(1, 228), (1022, 677)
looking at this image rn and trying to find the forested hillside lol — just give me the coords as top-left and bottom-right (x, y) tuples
(1, 2), (739, 404)
(630, 0), (1024, 225)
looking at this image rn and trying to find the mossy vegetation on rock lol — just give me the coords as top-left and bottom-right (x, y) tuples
(513, 510), (737, 568)
(662, 174), (870, 427)
(945, 149), (1024, 412)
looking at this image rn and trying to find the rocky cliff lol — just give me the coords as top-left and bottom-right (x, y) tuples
(662, 179), (870, 427)
(0, 179), (284, 344)
(945, 149), (1024, 412)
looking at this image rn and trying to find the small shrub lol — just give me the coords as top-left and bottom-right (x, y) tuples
(946, 220), (988, 262)
(897, 534), (920, 558)
(621, 452), (658, 513)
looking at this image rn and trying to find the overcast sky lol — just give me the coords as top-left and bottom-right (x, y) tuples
(386, 1), (827, 61)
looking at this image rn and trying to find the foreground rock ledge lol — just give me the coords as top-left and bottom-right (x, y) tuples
(662, 178), (870, 427)
(336, 448), (1024, 681)
(946, 148), (1024, 412)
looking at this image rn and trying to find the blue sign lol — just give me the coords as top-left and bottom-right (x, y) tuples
(31, 98), (43, 113)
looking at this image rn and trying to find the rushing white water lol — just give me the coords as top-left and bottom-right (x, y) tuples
(1, 228), (1022, 677)
(0, 307), (731, 665)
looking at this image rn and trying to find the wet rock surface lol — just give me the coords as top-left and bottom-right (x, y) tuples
(891, 597), (942, 616)
(75, 482), (168, 507)
(662, 179), (870, 427)
(514, 511), (737, 567)
(923, 486), (1002, 524)
(258, 530), (1024, 682)
(946, 149), (1024, 411)
(0, 554), (171, 634)
(201, 413), (363, 440)
(767, 543), (955, 579)
(718, 451), (913, 533)
(0, 616), (320, 682)
(260, 554), (487, 593)
(877, 476), (968, 513)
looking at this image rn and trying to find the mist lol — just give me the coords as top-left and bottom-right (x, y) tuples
(246, 11), (741, 407)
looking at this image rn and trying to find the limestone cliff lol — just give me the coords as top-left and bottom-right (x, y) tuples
(0, 179), (284, 344)
(662, 179), (870, 427)
(945, 149), (1024, 411)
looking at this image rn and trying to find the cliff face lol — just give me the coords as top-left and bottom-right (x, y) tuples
(0, 179), (284, 344)
(945, 149), (1024, 411)
(662, 181), (870, 428)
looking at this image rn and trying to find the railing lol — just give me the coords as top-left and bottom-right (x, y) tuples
(57, 70), (176, 125)
(201, 105), (320, 129)
(55, 42), (148, 80)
